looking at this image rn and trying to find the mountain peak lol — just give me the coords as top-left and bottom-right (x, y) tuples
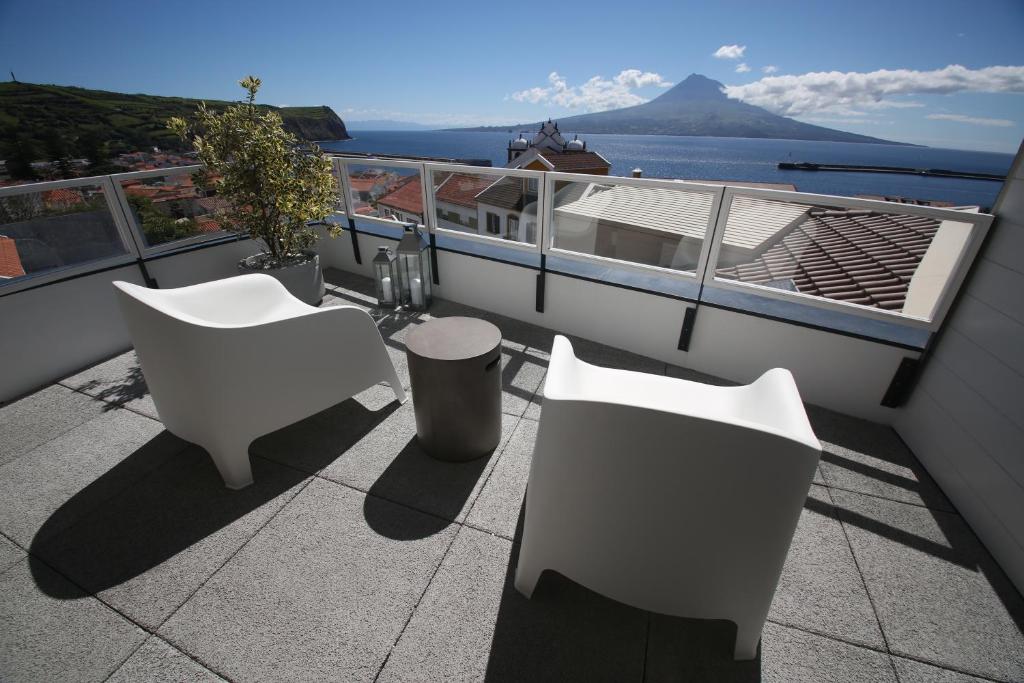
(654, 73), (728, 103)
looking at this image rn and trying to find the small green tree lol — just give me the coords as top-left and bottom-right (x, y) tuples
(4, 135), (40, 181)
(167, 76), (339, 267)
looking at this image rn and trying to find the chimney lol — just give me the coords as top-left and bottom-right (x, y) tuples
(631, 168), (643, 178)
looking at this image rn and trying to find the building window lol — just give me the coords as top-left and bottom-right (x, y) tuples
(506, 215), (519, 241)
(486, 212), (500, 234)
(526, 221), (537, 244)
(526, 177), (538, 195)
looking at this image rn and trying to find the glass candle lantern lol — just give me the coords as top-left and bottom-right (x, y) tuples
(372, 246), (397, 307)
(396, 222), (432, 310)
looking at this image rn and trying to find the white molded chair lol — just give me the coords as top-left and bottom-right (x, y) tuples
(515, 335), (821, 660)
(113, 274), (406, 489)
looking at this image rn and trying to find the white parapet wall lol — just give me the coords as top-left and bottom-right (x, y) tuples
(895, 141), (1024, 595)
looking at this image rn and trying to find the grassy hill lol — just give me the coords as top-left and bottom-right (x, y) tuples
(0, 81), (350, 159)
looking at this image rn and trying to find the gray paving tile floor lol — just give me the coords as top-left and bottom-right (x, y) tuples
(0, 269), (1020, 682)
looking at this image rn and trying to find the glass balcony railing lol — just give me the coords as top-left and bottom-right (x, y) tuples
(2, 155), (993, 350)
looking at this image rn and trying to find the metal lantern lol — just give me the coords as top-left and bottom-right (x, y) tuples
(372, 246), (398, 307)
(396, 222), (432, 310)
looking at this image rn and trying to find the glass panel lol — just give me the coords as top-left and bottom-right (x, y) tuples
(713, 195), (976, 321)
(0, 183), (127, 284)
(120, 171), (227, 248)
(549, 178), (715, 273)
(431, 169), (540, 246)
(345, 164), (423, 224)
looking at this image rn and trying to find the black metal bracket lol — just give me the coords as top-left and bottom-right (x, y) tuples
(535, 253), (547, 313)
(137, 259), (158, 288)
(429, 232), (440, 286)
(347, 218), (361, 264)
(881, 357), (921, 408)
(677, 306), (697, 351)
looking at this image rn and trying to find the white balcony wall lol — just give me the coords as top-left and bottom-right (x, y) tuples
(0, 238), (261, 404)
(895, 142), (1024, 595)
(0, 265), (143, 403)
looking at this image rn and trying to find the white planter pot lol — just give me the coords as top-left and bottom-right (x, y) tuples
(237, 250), (324, 305)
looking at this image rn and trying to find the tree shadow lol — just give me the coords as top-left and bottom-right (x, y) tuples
(77, 364), (148, 412)
(483, 507), (760, 682)
(29, 397), (399, 600)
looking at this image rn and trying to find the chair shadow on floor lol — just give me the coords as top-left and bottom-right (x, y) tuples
(28, 396), (400, 600)
(482, 506), (762, 683)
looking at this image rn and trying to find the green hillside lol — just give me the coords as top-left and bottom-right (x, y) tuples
(0, 81), (350, 159)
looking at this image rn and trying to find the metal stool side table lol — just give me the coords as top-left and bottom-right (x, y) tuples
(406, 316), (502, 461)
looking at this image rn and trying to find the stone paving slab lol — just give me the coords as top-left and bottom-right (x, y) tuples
(0, 558), (147, 683)
(831, 488), (1024, 682)
(59, 350), (159, 420)
(107, 636), (226, 683)
(33, 449), (309, 630)
(0, 384), (106, 467)
(318, 402), (517, 525)
(770, 485), (885, 650)
(646, 618), (897, 683)
(0, 407), (187, 546)
(251, 394), (403, 475)
(892, 656), (995, 682)
(465, 417), (537, 540)
(0, 533), (25, 574)
(378, 525), (648, 683)
(160, 478), (457, 683)
(808, 405), (953, 512)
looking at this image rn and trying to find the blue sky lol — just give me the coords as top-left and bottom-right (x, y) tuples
(1, 0), (1022, 152)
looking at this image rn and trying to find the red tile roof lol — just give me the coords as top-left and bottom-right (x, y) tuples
(0, 236), (26, 278)
(42, 188), (85, 206)
(538, 150), (610, 172)
(376, 175), (424, 215)
(716, 209), (941, 311)
(435, 173), (496, 209)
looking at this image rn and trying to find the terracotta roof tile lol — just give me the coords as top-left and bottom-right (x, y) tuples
(538, 150), (610, 172)
(435, 173), (496, 209)
(376, 175), (424, 215)
(716, 208), (941, 312)
(0, 236), (25, 278)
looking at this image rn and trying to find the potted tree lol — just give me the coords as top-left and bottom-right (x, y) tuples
(168, 76), (339, 304)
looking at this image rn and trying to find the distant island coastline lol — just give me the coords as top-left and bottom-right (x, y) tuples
(449, 74), (912, 146)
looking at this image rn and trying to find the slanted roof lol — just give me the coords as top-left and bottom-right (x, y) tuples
(376, 175), (424, 215)
(0, 235), (26, 278)
(537, 149), (611, 172)
(716, 208), (942, 311)
(435, 173), (496, 209)
(477, 177), (534, 212)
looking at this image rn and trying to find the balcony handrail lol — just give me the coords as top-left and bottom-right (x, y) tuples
(0, 157), (996, 344)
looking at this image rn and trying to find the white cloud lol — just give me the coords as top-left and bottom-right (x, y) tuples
(927, 113), (1015, 127)
(735, 63), (751, 74)
(723, 64), (1024, 116)
(713, 44), (746, 60)
(762, 65), (778, 74)
(509, 69), (673, 112)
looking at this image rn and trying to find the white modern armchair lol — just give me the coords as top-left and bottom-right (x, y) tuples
(113, 274), (406, 489)
(515, 335), (821, 660)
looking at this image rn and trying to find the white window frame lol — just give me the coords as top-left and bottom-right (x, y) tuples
(333, 156), (427, 229)
(108, 165), (234, 257)
(0, 175), (141, 295)
(423, 161), (545, 255)
(701, 186), (993, 332)
(541, 171), (726, 286)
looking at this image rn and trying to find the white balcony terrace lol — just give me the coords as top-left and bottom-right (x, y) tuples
(0, 145), (1022, 681)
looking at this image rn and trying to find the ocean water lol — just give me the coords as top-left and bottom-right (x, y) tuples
(321, 131), (1015, 208)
